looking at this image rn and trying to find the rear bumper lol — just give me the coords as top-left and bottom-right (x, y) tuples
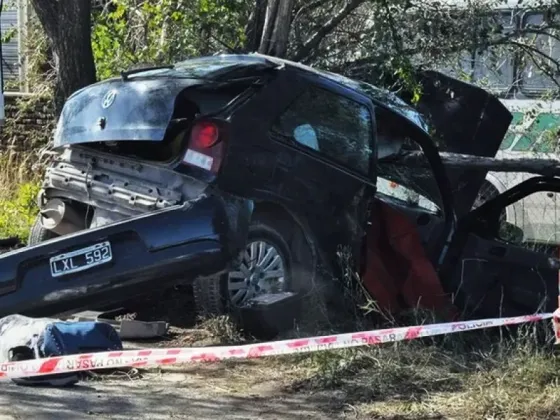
(0, 193), (252, 318)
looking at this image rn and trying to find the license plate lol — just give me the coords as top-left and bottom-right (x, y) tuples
(183, 149), (214, 171)
(50, 241), (112, 278)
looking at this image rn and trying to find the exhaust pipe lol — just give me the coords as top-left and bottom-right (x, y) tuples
(40, 199), (86, 236)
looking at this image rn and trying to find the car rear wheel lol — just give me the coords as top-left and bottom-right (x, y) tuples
(227, 239), (289, 306)
(193, 210), (314, 323)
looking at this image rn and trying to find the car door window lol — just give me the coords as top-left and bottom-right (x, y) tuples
(496, 190), (560, 251)
(375, 106), (441, 213)
(376, 177), (439, 213)
(271, 86), (373, 174)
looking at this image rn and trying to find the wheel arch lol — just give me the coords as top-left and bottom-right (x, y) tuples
(252, 200), (328, 283)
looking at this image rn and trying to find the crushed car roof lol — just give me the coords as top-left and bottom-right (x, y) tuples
(120, 53), (431, 135)
(248, 53), (431, 134)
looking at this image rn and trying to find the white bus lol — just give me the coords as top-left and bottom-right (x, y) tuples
(380, 0), (560, 245)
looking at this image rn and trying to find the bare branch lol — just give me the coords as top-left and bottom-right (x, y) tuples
(519, 27), (560, 44)
(392, 151), (560, 177)
(292, 0), (329, 48)
(293, 0), (328, 21)
(507, 40), (560, 89)
(292, 0), (366, 62)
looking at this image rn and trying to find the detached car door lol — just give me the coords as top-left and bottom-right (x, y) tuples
(440, 176), (560, 318)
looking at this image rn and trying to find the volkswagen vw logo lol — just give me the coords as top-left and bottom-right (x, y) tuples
(102, 90), (117, 108)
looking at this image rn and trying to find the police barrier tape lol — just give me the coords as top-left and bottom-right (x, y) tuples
(0, 312), (553, 380)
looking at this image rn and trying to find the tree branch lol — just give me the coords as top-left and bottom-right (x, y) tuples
(292, 0), (365, 62)
(507, 40), (560, 89)
(391, 151), (560, 177)
(291, 0), (329, 49)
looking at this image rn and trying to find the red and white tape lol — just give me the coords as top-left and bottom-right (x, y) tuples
(0, 312), (552, 380)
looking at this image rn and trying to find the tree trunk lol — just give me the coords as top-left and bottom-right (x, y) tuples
(393, 151), (560, 177)
(30, 0), (96, 116)
(256, 0), (294, 57)
(245, 0), (267, 52)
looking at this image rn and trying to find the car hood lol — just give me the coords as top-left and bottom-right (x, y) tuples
(380, 70), (513, 217)
(53, 77), (207, 147)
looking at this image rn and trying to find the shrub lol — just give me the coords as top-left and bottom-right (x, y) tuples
(0, 181), (41, 243)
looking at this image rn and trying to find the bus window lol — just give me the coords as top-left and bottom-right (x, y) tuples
(520, 12), (560, 95)
(473, 11), (517, 92)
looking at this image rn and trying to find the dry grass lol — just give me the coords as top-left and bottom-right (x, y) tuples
(141, 285), (560, 419)
(143, 317), (560, 419)
(273, 256), (560, 419)
(196, 314), (249, 345)
(272, 319), (558, 420)
(162, 248), (560, 419)
(0, 149), (41, 194)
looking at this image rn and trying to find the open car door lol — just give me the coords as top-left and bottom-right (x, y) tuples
(440, 176), (560, 318)
(396, 71), (513, 218)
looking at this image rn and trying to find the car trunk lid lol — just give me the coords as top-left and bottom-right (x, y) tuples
(53, 77), (207, 147)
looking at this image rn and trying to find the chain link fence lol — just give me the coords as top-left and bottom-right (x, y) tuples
(479, 173), (560, 256)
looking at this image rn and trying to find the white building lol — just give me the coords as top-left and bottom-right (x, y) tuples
(1, 0), (29, 93)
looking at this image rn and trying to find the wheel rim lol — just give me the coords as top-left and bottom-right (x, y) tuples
(227, 240), (287, 307)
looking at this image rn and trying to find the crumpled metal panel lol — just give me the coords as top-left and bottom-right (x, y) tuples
(41, 146), (208, 217)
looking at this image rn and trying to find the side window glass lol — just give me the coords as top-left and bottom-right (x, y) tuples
(376, 177), (439, 213)
(497, 190), (560, 252)
(520, 12), (560, 95)
(271, 87), (373, 174)
(375, 106), (441, 214)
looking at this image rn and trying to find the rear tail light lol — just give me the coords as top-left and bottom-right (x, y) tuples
(182, 120), (225, 174)
(191, 121), (219, 148)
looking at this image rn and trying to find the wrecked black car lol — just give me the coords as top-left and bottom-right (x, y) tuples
(7, 53), (557, 325)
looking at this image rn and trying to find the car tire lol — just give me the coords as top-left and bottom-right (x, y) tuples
(192, 273), (226, 317)
(192, 210), (316, 326)
(28, 215), (58, 246)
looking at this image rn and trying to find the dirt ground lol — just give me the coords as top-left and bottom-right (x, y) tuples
(0, 362), (352, 420)
(0, 291), (353, 420)
(2, 288), (560, 420)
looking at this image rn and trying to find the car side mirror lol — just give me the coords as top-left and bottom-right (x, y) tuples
(498, 221), (524, 244)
